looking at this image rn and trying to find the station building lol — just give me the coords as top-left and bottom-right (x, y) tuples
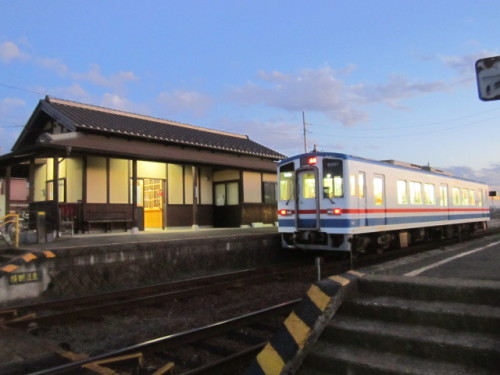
(0, 96), (285, 234)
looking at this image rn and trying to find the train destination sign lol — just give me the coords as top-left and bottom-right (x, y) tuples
(475, 55), (500, 101)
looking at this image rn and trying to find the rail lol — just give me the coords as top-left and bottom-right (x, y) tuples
(26, 300), (300, 375)
(0, 213), (20, 247)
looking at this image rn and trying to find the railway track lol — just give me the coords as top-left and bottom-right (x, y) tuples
(26, 300), (301, 375)
(1, 265), (313, 330)
(3, 228), (494, 331)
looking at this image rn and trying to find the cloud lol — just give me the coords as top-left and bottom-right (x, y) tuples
(0, 41), (28, 62)
(0, 97), (26, 114)
(445, 163), (500, 187)
(100, 93), (136, 111)
(440, 50), (499, 85)
(359, 74), (449, 108)
(72, 64), (138, 92)
(228, 65), (451, 126)
(35, 57), (69, 76)
(157, 90), (213, 117)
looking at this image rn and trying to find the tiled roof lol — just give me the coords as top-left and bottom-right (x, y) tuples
(45, 97), (285, 160)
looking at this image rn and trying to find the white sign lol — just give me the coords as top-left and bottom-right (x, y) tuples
(476, 55), (500, 101)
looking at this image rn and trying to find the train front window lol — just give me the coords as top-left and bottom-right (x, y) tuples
(302, 172), (316, 198)
(279, 162), (295, 201)
(322, 159), (343, 198)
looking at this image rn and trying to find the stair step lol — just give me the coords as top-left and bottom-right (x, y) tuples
(322, 316), (500, 369)
(341, 295), (500, 333)
(301, 342), (494, 375)
(358, 275), (500, 306)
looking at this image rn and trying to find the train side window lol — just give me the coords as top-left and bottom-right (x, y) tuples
(358, 172), (365, 198)
(350, 174), (356, 196)
(373, 176), (384, 206)
(477, 190), (483, 207)
(461, 188), (469, 205)
(409, 181), (422, 204)
(424, 184), (436, 205)
(440, 185), (448, 207)
(322, 159), (343, 198)
(397, 180), (408, 204)
(452, 187), (461, 206)
(302, 172), (316, 199)
(279, 163), (295, 201)
(468, 189), (475, 206)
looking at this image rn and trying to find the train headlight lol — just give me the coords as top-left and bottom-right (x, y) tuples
(327, 208), (342, 215)
(308, 156), (317, 165)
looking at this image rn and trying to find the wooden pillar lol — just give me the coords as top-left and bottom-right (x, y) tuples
(82, 156), (87, 203)
(192, 165), (199, 229)
(132, 159), (138, 231)
(53, 157), (60, 234)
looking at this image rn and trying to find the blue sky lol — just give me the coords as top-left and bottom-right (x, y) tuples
(1, 1), (499, 187)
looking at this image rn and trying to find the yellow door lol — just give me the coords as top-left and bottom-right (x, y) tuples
(143, 179), (164, 228)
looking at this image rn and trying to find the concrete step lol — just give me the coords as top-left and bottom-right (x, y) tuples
(358, 275), (500, 306)
(340, 295), (500, 334)
(321, 315), (499, 370)
(301, 342), (494, 375)
(296, 275), (500, 374)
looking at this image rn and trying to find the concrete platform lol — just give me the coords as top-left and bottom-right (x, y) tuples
(1, 226), (281, 303)
(360, 232), (500, 281)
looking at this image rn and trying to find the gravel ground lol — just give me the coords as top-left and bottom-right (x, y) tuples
(35, 279), (311, 356)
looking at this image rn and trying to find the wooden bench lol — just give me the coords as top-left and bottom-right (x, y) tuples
(83, 210), (132, 233)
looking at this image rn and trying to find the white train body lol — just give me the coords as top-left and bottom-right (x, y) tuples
(277, 152), (490, 252)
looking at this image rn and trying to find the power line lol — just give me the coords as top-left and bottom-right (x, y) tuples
(309, 115), (499, 139)
(0, 82), (46, 96)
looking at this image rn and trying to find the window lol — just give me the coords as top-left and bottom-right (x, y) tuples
(279, 163), (295, 201)
(477, 190), (483, 207)
(452, 187), (461, 206)
(302, 172), (316, 199)
(424, 184), (435, 205)
(439, 185), (448, 207)
(358, 172), (365, 198)
(263, 182), (277, 204)
(322, 159), (343, 198)
(373, 176), (384, 206)
(397, 180), (408, 204)
(215, 182), (239, 206)
(461, 188), (469, 206)
(46, 178), (66, 202)
(409, 181), (422, 204)
(350, 175), (356, 196)
(468, 189), (475, 206)
(227, 182), (238, 205)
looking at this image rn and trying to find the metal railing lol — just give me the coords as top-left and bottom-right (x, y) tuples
(0, 214), (20, 247)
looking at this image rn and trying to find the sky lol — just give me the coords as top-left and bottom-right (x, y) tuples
(1, 1), (499, 188)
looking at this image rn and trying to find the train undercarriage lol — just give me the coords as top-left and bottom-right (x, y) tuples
(281, 221), (488, 255)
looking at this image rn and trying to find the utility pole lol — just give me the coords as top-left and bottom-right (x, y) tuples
(302, 111), (307, 153)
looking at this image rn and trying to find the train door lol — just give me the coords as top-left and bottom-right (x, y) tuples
(373, 174), (387, 225)
(296, 167), (320, 230)
(357, 172), (368, 226)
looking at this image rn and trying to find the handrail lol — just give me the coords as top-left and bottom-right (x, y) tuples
(0, 214), (19, 247)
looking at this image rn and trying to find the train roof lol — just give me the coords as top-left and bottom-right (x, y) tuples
(278, 152), (488, 186)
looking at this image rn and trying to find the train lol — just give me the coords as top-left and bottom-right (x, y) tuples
(277, 151), (490, 254)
